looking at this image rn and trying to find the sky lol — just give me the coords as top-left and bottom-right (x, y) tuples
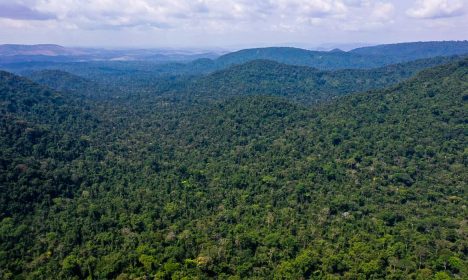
(0, 0), (466, 49)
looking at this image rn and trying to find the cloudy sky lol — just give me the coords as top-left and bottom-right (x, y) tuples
(0, 0), (466, 49)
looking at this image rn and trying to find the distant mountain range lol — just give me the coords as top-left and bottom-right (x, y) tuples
(204, 41), (468, 71)
(211, 47), (389, 70)
(0, 44), (83, 56)
(350, 41), (468, 62)
(20, 54), (466, 106)
(1, 39), (467, 279)
(1, 41), (467, 69)
(0, 44), (223, 63)
(185, 55), (466, 103)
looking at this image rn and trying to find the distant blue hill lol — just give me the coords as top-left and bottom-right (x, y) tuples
(1, 41), (468, 76)
(350, 41), (468, 62)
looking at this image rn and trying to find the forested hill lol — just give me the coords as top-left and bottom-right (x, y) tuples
(16, 56), (462, 103)
(350, 40), (468, 62)
(0, 70), (93, 124)
(19, 54), (463, 103)
(0, 71), (98, 218)
(0, 57), (466, 279)
(2, 41), (468, 80)
(184, 55), (465, 103)
(24, 69), (120, 99)
(212, 47), (390, 70)
(205, 41), (468, 70)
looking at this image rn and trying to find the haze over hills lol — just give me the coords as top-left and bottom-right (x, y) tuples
(0, 39), (467, 279)
(2, 41), (468, 70)
(0, 44), (223, 63)
(209, 41), (468, 70)
(184, 55), (465, 103)
(14, 55), (464, 110)
(0, 41), (467, 97)
(1, 55), (466, 279)
(20, 53), (467, 105)
(1, 1), (467, 279)
(24, 69), (119, 99)
(350, 41), (468, 61)
(208, 47), (385, 70)
(0, 44), (83, 56)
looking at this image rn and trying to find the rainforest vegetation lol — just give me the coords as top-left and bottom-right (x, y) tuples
(0, 42), (467, 279)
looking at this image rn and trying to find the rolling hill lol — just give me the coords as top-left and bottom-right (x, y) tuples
(350, 40), (468, 62)
(213, 47), (391, 70)
(0, 71), (98, 218)
(2, 41), (468, 77)
(24, 69), (121, 99)
(181, 55), (466, 103)
(0, 57), (466, 279)
(0, 44), (222, 64)
(204, 41), (468, 71)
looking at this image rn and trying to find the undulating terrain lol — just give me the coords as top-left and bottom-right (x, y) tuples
(0, 41), (467, 279)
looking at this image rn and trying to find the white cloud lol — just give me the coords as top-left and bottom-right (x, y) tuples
(333, 1), (396, 32)
(10, 0), (356, 30)
(25, 0), (279, 30)
(277, 0), (348, 18)
(0, 0), (400, 35)
(0, 0), (466, 48)
(33, 0), (181, 29)
(407, 0), (465, 19)
(371, 2), (395, 21)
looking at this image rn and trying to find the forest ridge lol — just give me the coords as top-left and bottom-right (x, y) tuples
(0, 41), (467, 279)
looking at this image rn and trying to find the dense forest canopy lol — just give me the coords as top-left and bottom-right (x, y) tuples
(185, 55), (465, 103)
(3, 41), (468, 78)
(350, 41), (468, 62)
(10, 54), (467, 105)
(0, 42), (467, 279)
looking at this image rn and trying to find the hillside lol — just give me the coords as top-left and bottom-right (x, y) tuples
(0, 70), (94, 124)
(0, 71), (98, 218)
(0, 44), (222, 64)
(213, 47), (391, 70)
(0, 44), (79, 56)
(24, 69), (121, 99)
(0, 58), (466, 279)
(208, 41), (468, 71)
(351, 41), (468, 62)
(183, 55), (465, 103)
(3, 41), (468, 78)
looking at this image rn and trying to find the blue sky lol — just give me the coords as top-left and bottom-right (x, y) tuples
(0, 0), (466, 49)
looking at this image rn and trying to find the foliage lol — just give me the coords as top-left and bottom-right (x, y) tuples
(0, 55), (466, 279)
(351, 40), (468, 62)
(185, 56), (464, 103)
